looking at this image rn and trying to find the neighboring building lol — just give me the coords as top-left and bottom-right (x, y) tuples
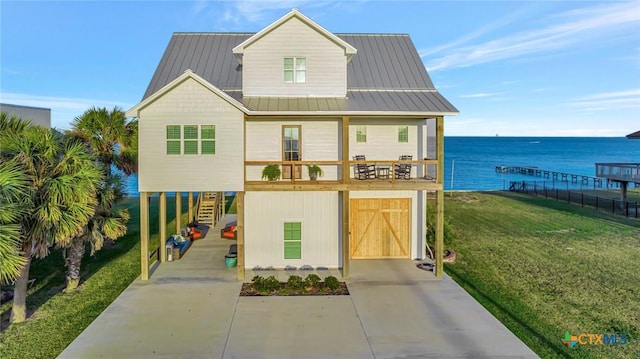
(627, 130), (640, 139)
(127, 9), (458, 280)
(0, 103), (51, 128)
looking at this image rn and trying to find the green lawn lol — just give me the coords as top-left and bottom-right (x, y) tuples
(577, 188), (640, 203)
(0, 195), (192, 359)
(226, 193), (237, 214)
(445, 192), (640, 359)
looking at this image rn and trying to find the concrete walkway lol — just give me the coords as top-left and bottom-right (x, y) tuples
(58, 216), (538, 359)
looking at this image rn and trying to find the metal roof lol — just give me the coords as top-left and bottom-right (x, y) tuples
(142, 32), (457, 114)
(627, 130), (640, 139)
(229, 91), (456, 114)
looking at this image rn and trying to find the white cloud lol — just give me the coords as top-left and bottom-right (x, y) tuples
(2, 68), (20, 75)
(425, 2), (640, 71)
(570, 88), (640, 110)
(191, 0), (208, 16)
(419, 5), (532, 58)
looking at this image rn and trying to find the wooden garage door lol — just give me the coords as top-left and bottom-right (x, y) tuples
(350, 198), (410, 259)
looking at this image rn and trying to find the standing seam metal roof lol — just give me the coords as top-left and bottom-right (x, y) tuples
(142, 32), (457, 114)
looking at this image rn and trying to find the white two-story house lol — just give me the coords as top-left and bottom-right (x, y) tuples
(126, 9), (457, 280)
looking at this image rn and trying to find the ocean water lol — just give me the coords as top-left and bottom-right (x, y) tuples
(123, 137), (640, 194)
(445, 137), (640, 191)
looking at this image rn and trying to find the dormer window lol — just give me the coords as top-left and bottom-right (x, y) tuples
(284, 57), (306, 83)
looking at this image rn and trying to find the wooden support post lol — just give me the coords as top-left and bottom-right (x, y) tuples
(620, 181), (628, 209)
(188, 192), (194, 223)
(341, 190), (350, 279)
(159, 192), (167, 263)
(237, 191), (245, 280)
(420, 190), (427, 259)
(342, 116), (350, 184)
(435, 116), (445, 278)
(140, 192), (150, 280)
(175, 191), (182, 233)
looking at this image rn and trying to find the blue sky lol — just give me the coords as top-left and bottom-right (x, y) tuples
(1, 0), (639, 136)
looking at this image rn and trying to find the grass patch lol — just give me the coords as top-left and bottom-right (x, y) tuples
(0, 195), (192, 359)
(445, 192), (640, 358)
(226, 193), (237, 214)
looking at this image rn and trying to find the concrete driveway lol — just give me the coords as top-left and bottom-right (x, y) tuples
(58, 224), (538, 359)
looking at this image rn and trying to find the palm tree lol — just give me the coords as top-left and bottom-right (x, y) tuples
(69, 107), (138, 177)
(63, 107), (137, 292)
(0, 118), (102, 323)
(0, 159), (30, 284)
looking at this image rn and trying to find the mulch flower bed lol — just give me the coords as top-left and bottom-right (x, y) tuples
(240, 282), (349, 296)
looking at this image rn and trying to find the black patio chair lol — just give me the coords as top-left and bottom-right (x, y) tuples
(395, 155), (412, 179)
(353, 155), (376, 179)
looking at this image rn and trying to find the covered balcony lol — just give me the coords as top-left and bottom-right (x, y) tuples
(244, 158), (440, 191)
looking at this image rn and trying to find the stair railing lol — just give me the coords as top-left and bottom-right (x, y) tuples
(195, 192), (202, 224)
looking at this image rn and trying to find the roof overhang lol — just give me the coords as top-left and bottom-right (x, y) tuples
(244, 111), (458, 117)
(126, 70), (249, 118)
(232, 8), (357, 63)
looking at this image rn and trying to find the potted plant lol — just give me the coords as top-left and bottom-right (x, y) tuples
(307, 165), (324, 180)
(261, 164), (281, 181)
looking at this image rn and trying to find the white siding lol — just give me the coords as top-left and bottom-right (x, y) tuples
(245, 120), (339, 181)
(350, 119), (427, 179)
(242, 17), (347, 97)
(138, 78), (244, 192)
(350, 190), (426, 259)
(244, 191), (340, 268)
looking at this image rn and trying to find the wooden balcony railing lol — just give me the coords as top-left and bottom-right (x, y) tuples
(244, 159), (439, 185)
(245, 160), (343, 183)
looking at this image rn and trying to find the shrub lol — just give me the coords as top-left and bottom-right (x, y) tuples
(252, 275), (267, 292)
(304, 274), (322, 288)
(324, 276), (340, 291)
(286, 275), (305, 291)
(264, 275), (281, 292)
(426, 205), (458, 248)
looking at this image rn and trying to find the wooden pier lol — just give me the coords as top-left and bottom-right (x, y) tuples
(495, 165), (607, 188)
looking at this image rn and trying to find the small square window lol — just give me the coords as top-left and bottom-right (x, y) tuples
(166, 125), (181, 140)
(284, 242), (301, 259)
(184, 125), (198, 140)
(398, 126), (409, 143)
(167, 141), (181, 155)
(184, 141), (198, 155)
(284, 57), (305, 84)
(356, 126), (367, 143)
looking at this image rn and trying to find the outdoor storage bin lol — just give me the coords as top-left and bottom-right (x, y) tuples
(225, 254), (237, 268)
(165, 241), (174, 262)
